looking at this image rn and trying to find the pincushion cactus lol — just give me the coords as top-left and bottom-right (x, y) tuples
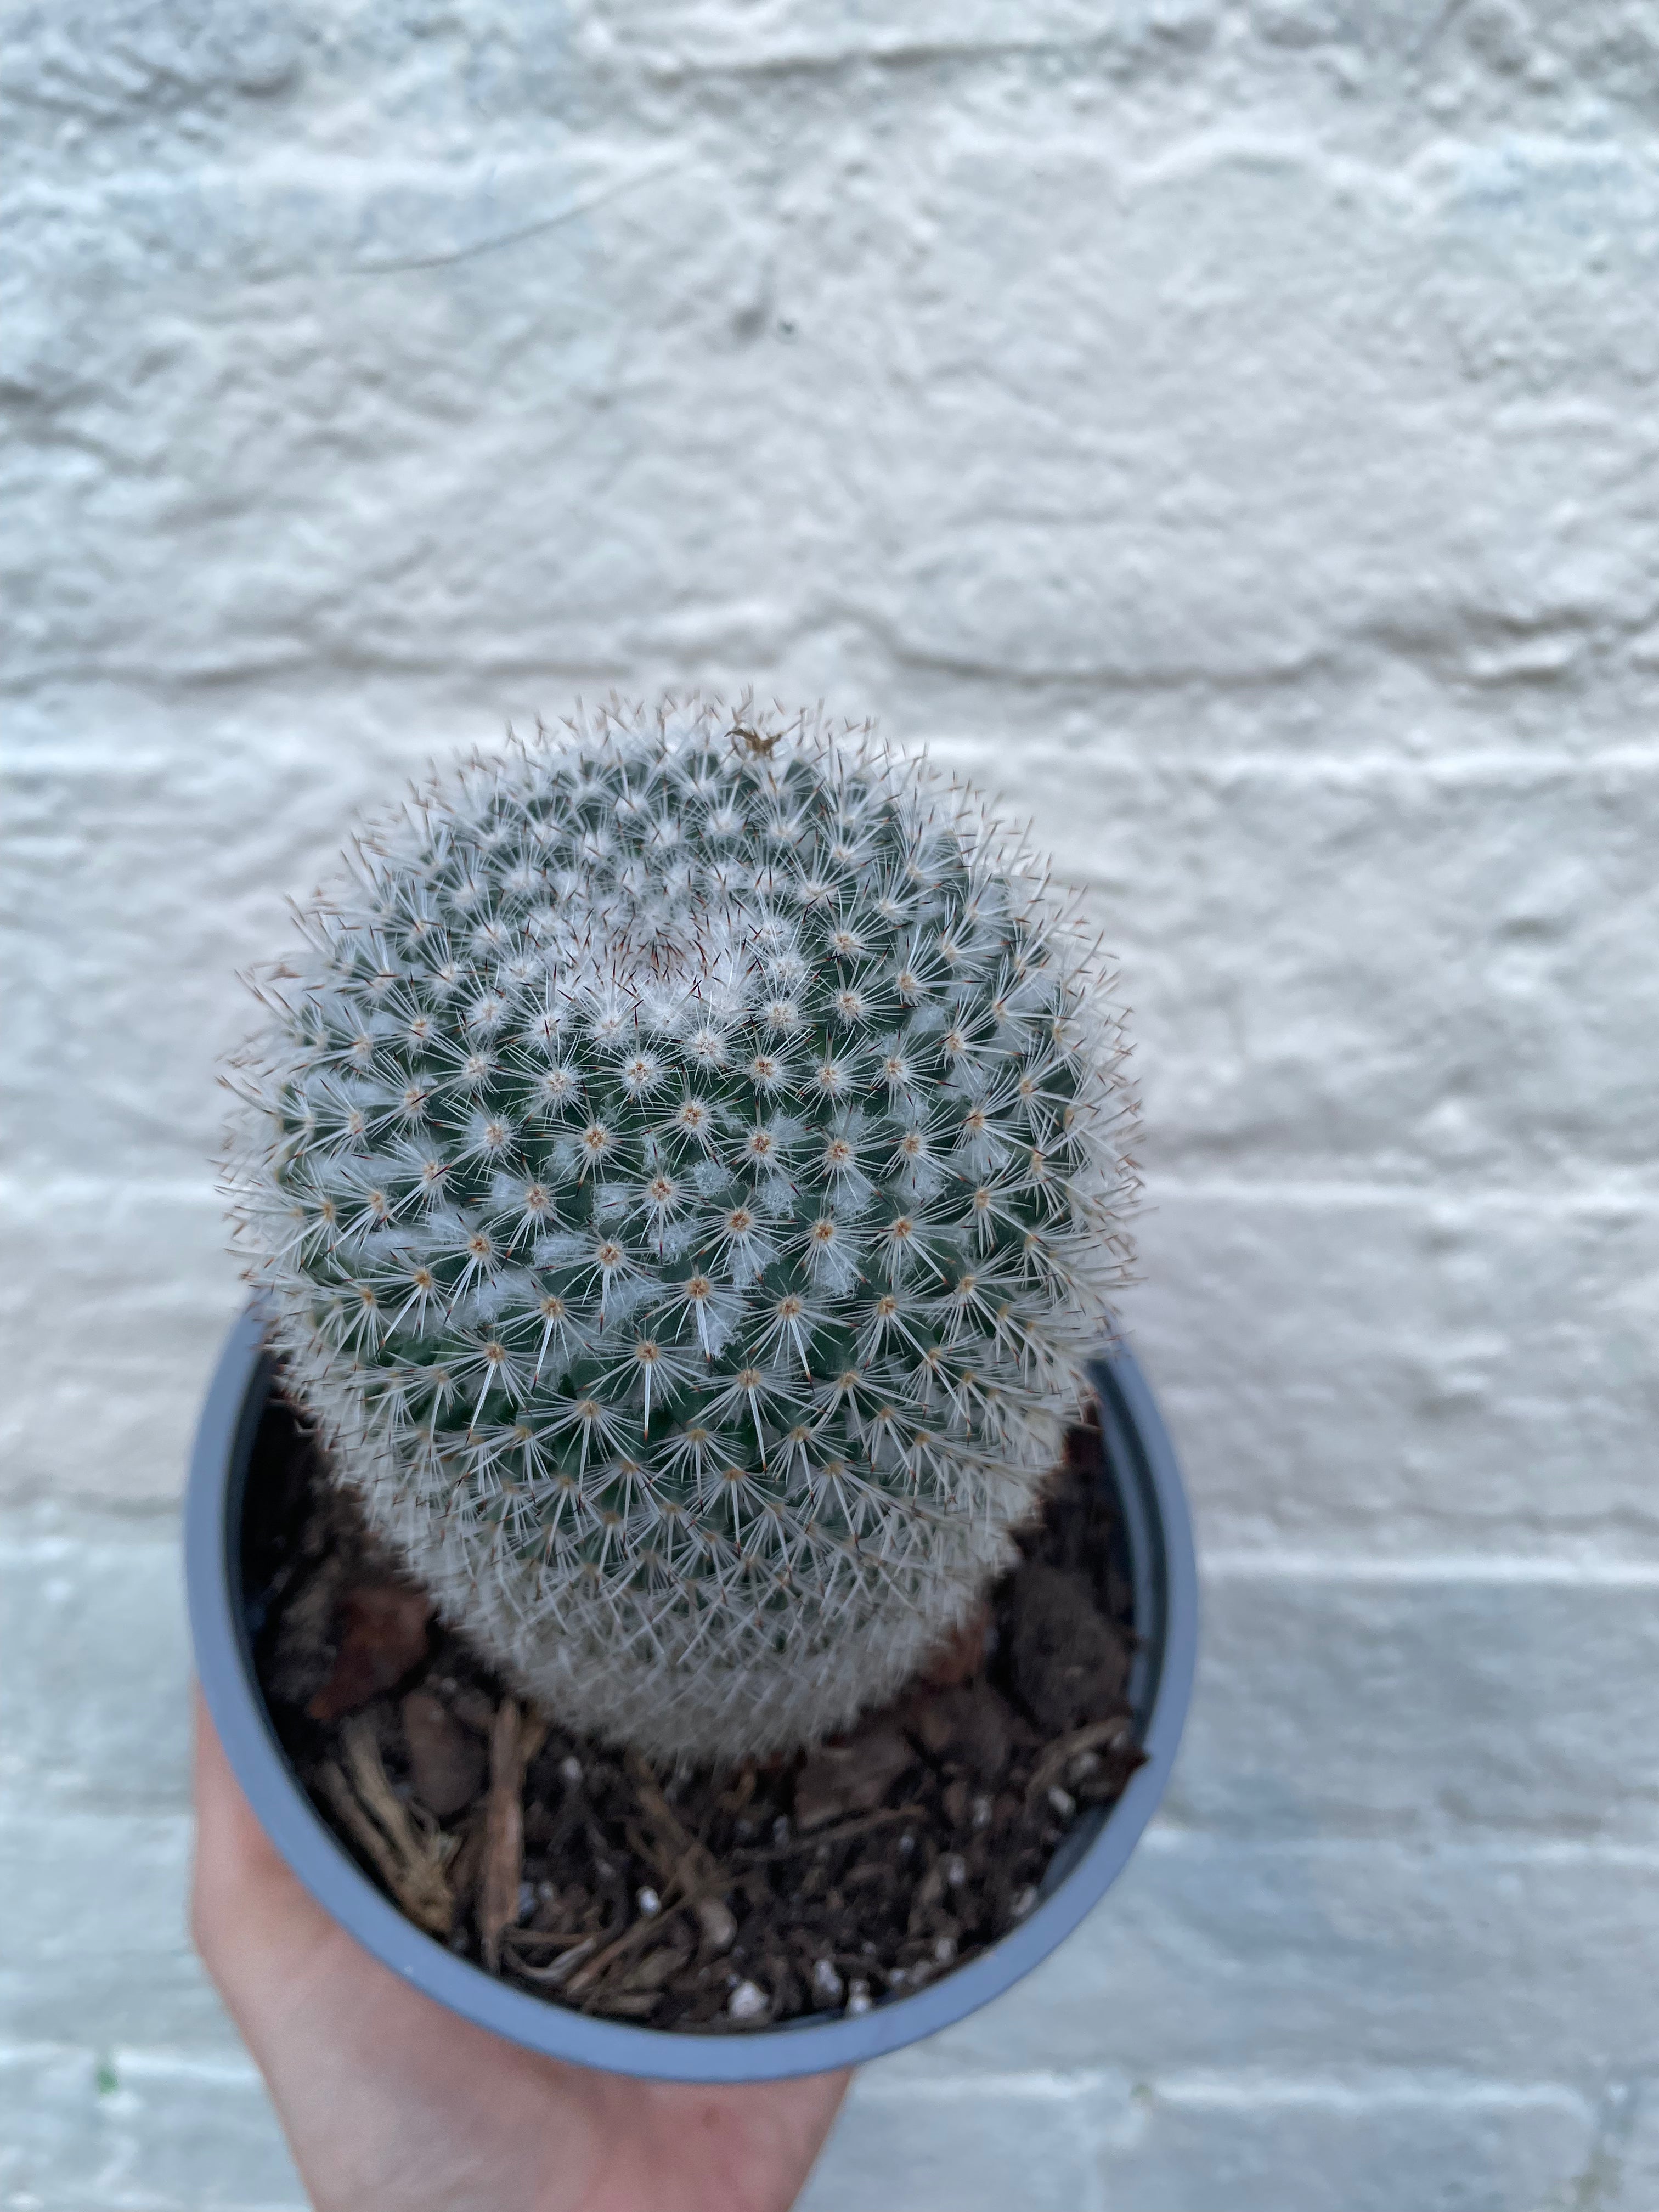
(225, 697), (1136, 1762)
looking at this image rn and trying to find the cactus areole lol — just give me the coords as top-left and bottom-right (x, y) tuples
(224, 698), (1137, 1763)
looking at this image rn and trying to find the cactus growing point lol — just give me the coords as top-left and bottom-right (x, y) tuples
(224, 697), (1136, 1762)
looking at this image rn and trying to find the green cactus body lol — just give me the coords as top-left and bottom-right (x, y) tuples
(227, 699), (1136, 1762)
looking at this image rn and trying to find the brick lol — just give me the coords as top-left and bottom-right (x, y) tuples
(13, 720), (1659, 1194)
(0, 1180), (238, 1508)
(1173, 1567), (1659, 1845)
(0, 1516), (191, 1811)
(3, 4), (597, 177)
(2, 689), (506, 1186)
(2, 153), (800, 689)
(602, 0), (1221, 76)
(815, 2062), (1601, 2212)
(8, 0), (1655, 177)
(1, 3), (309, 154)
(1607, 2084), (1659, 2212)
(1069, 761), (1659, 1189)
(0, 1812), (235, 2052)
(0, 2044), (303, 2210)
(798, 2071), (1129, 2212)
(0, 2045), (1606, 2212)
(1097, 2074), (1596, 2212)
(845, 142), (1659, 685)
(1132, 1186), (1659, 1557)
(902, 745), (1659, 1189)
(891, 1831), (1659, 2083)
(0, 2045), (106, 2208)
(8, 141), (1659, 689)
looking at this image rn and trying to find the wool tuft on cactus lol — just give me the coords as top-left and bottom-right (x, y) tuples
(224, 697), (1137, 1763)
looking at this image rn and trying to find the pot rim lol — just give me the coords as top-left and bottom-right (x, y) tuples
(185, 1302), (1197, 2082)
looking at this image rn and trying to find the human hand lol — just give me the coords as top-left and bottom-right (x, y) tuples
(191, 1692), (850, 2212)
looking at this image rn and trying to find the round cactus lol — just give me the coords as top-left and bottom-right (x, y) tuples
(224, 697), (1136, 1762)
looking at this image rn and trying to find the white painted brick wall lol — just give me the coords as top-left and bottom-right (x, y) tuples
(4, 2), (1656, 2204)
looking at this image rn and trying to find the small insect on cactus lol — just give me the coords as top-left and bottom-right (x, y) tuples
(225, 697), (1136, 1763)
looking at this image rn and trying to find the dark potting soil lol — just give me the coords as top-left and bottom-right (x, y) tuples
(242, 1390), (1144, 2033)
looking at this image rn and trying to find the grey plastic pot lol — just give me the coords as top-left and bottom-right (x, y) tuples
(185, 1303), (1197, 2083)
